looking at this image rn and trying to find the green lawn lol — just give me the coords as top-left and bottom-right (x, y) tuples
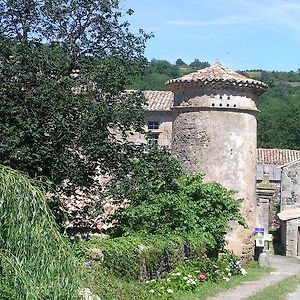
(247, 273), (300, 300)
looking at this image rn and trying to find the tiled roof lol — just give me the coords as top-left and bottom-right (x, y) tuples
(143, 90), (174, 111)
(166, 62), (267, 94)
(256, 148), (300, 165)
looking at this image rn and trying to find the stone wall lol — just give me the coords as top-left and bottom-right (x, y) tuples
(279, 160), (300, 256)
(281, 160), (300, 210)
(127, 111), (173, 147)
(256, 164), (281, 231)
(170, 85), (259, 259)
(283, 218), (300, 256)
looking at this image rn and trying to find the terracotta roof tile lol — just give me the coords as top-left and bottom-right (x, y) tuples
(143, 90), (174, 111)
(256, 148), (300, 165)
(166, 62), (267, 94)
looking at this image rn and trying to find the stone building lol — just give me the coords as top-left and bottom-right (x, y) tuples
(256, 149), (300, 234)
(135, 62), (268, 258)
(278, 159), (300, 256)
(131, 63), (300, 257)
(63, 62), (300, 257)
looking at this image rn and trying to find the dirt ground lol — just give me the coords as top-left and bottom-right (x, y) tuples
(208, 254), (300, 300)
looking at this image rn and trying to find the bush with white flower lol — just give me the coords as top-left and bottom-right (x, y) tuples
(145, 251), (248, 298)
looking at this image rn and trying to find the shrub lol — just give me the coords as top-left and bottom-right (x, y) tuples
(144, 250), (246, 299)
(112, 173), (246, 252)
(74, 233), (208, 281)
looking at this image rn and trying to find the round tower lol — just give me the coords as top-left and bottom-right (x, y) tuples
(166, 62), (267, 258)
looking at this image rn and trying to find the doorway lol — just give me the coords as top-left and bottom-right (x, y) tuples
(297, 227), (300, 256)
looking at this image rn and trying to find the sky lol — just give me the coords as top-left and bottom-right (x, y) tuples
(122, 0), (300, 71)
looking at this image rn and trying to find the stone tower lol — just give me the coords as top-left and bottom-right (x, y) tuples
(166, 62), (267, 257)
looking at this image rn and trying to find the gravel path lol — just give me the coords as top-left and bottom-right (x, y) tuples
(208, 254), (300, 300)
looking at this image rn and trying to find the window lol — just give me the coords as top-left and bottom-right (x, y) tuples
(148, 133), (159, 145)
(148, 121), (159, 130)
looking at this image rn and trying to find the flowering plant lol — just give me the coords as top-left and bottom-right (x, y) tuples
(198, 273), (206, 281)
(145, 251), (248, 299)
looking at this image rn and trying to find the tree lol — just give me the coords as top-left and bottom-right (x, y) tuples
(0, 0), (151, 191)
(175, 58), (186, 66)
(189, 59), (210, 70)
(130, 59), (181, 90)
(0, 166), (79, 299)
(258, 98), (300, 149)
(112, 170), (245, 252)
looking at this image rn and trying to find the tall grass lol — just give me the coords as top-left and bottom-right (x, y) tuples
(0, 166), (79, 299)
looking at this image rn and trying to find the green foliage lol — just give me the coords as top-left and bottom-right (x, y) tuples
(189, 59), (210, 69)
(130, 59), (181, 90)
(74, 233), (208, 281)
(82, 264), (157, 300)
(111, 146), (183, 205)
(112, 171), (245, 252)
(176, 58), (187, 66)
(257, 71), (300, 150)
(258, 98), (300, 149)
(0, 0), (150, 191)
(144, 251), (246, 299)
(80, 254), (267, 300)
(0, 166), (79, 299)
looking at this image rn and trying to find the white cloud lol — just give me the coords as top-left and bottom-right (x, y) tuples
(168, 14), (259, 27)
(167, 0), (300, 37)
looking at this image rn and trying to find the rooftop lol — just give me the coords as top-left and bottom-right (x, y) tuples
(256, 148), (300, 165)
(143, 90), (173, 111)
(166, 62), (268, 94)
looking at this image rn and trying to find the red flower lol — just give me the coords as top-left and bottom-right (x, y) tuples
(198, 273), (206, 281)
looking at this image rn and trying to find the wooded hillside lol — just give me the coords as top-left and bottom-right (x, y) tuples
(130, 60), (300, 150)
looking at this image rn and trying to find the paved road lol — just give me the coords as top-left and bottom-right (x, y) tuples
(208, 255), (300, 300)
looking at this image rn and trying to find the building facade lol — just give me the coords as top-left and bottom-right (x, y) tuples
(137, 62), (268, 257)
(136, 63), (300, 257)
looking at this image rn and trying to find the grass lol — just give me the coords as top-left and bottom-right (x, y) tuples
(80, 258), (271, 300)
(245, 71), (262, 80)
(247, 273), (300, 300)
(288, 82), (300, 87)
(81, 264), (156, 300)
(176, 265), (271, 300)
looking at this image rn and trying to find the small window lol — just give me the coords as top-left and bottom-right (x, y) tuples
(148, 121), (159, 130)
(148, 133), (159, 145)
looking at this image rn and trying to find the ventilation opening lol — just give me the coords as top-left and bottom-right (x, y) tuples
(233, 104), (237, 107)
(227, 104), (230, 107)
(212, 103), (215, 107)
(219, 103), (222, 107)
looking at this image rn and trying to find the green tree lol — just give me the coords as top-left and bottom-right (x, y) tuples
(258, 71), (300, 150)
(111, 150), (245, 252)
(130, 59), (181, 90)
(189, 59), (210, 69)
(258, 98), (300, 149)
(0, 0), (151, 191)
(175, 58), (186, 66)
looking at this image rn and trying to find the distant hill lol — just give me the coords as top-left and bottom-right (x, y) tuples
(130, 60), (300, 150)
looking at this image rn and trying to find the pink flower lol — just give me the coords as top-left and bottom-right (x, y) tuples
(198, 273), (206, 281)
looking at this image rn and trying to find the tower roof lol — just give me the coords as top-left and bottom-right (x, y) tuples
(166, 62), (268, 95)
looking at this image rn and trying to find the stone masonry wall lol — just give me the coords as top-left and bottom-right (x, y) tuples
(171, 85), (259, 259)
(281, 161), (300, 211)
